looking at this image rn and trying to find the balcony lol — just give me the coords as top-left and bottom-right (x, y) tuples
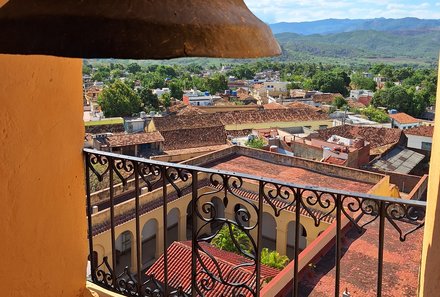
(84, 149), (426, 297)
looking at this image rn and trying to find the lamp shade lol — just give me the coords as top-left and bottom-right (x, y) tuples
(0, 0), (281, 59)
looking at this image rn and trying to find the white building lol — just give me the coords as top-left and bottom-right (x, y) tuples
(405, 126), (434, 151)
(389, 112), (421, 130)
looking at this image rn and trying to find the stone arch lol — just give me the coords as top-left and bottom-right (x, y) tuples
(262, 212), (277, 251)
(115, 230), (133, 275)
(286, 221), (308, 259)
(142, 219), (158, 266)
(167, 208), (180, 248)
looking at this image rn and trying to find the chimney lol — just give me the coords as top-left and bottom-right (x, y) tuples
(342, 288), (351, 297)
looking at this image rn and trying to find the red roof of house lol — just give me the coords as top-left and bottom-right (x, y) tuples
(322, 156), (347, 166)
(106, 132), (164, 147)
(389, 112), (420, 124)
(146, 241), (280, 296)
(263, 102), (287, 110)
(404, 125), (434, 137)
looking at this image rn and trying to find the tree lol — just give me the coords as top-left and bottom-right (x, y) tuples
(261, 248), (289, 269)
(160, 93), (172, 108)
(332, 96), (348, 109)
(372, 85), (426, 117)
(360, 106), (389, 123)
(169, 82), (184, 100)
(245, 137), (266, 149)
(311, 71), (348, 96)
(350, 73), (376, 91)
(98, 81), (142, 117)
(127, 62), (142, 74)
(211, 224), (252, 253)
(211, 225), (290, 269)
(206, 73), (228, 95)
(138, 88), (159, 111)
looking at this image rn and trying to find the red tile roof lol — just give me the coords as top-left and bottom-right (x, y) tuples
(207, 155), (374, 193)
(299, 216), (423, 297)
(313, 125), (403, 150)
(312, 93), (342, 104)
(146, 241), (280, 296)
(106, 132), (164, 147)
(404, 125), (434, 137)
(160, 126), (227, 150)
(389, 112), (420, 124)
(322, 156), (347, 166)
(286, 101), (321, 112)
(263, 102), (287, 110)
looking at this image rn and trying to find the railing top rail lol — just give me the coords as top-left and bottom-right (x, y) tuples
(84, 148), (427, 208)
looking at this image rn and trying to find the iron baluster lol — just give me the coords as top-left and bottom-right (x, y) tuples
(377, 201), (386, 297)
(109, 157), (117, 290)
(134, 162), (142, 296)
(191, 170), (198, 297)
(335, 194), (342, 297)
(293, 190), (301, 297)
(255, 181), (264, 296)
(161, 167), (169, 296)
(85, 152), (96, 282)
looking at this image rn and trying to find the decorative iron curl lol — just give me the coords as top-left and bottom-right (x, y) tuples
(165, 167), (192, 197)
(143, 274), (164, 297)
(341, 196), (380, 232)
(385, 203), (425, 241)
(113, 158), (135, 187)
(94, 256), (115, 289)
(138, 163), (162, 191)
(261, 182), (296, 217)
(88, 153), (110, 182)
(299, 189), (337, 227)
(116, 266), (137, 296)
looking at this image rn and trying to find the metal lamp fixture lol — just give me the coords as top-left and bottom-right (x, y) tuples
(0, 0), (281, 59)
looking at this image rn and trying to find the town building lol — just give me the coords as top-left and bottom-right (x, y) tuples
(405, 125), (434, 152)
(182, 89), (221, 106)
(389, 112), (422, 129)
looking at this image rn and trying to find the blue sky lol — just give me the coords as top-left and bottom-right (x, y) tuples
(244, 0), (440, 23)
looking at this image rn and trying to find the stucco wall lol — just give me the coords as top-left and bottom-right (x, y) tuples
(407, 134), (432, 150)
(419, 58), (440, 296)
(0, 55), (88, 296)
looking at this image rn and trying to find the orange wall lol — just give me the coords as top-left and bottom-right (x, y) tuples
(419, 55), (440, 296)
(0, 55), (89, 296)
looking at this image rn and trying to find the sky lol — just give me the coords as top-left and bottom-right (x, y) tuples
(244, 0), (440, 23)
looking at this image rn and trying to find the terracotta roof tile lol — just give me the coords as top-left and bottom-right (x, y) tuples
(322, 156), (347, 166)
(146, 241), (280, 296)
(263, 102), (287, 110)
(389, 112), (420, 124)
(313, 125), (403, 150)
(404, 125), (434, 137)
(312, 93), (342, 104)
(106, 132), (164, 147)
(286, 101), (321, 112)
(160, 126), (227, 150)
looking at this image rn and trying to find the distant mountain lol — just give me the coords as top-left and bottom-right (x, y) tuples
(275, 29), (440, 65)
(270, 18), (440, 35)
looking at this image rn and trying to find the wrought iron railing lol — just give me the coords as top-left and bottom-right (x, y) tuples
(84, 148), (426, 297)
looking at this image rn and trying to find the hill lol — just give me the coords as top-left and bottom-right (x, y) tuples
(275, 29), (440, 65)
(270, 17), (440, 35)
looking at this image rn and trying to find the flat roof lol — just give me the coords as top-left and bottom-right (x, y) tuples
(205, 155), (374, 193)
(299, 217), (423, 296)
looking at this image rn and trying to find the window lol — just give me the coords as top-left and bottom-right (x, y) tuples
(421, 142), (432, 151)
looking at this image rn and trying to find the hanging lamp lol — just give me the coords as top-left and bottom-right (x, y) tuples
(0, 0), (281, 59)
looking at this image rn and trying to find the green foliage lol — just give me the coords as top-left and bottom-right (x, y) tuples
(206, 73), (228, 95)
(360, 106), (390, 123)
(245, 137), (266, 149)
(160, 93), (172, 108)
(261, 248), (290, 270)
(98, 81), (142, 117)
(211, 225), (252, 253)
(127, 62), (142, 74)
(350, 73), (376, 90)
(211, 225), (289, 270)
(372, 85), (427, 117)
(311, 71), (348, 96)
(332, 96), (348, 109)
(138, 88), (159, 111)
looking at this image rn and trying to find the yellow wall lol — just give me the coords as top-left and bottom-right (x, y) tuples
(0, 55), (90, 296)
(419, 57), (440, 296)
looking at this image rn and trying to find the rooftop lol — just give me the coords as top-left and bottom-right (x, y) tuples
(299, 217), (423, 297)
(405, 125), (434, 138)
(371, 146), (425, 174)
(313, 125), (403, 153)
(146, 241), (280, 296)
(106, 131), (164, 148)
(389, 112), (420, 124)
(205, 155), (374, 193)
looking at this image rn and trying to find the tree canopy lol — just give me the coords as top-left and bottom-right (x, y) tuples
(98, 81), (142, 117)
